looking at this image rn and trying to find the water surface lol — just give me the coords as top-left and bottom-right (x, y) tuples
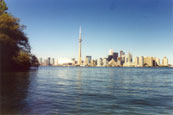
(1, 67), (173, 114)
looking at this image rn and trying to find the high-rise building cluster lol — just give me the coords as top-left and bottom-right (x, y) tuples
(81, 50), (168, 67)
(39, 27), (169, 67)
(39, 57), (56, 66)
(38, 50), (169, 67)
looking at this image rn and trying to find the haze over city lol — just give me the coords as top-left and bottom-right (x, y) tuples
(6, 0), (173, 64)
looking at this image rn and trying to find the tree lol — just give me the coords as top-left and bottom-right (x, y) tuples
(0, 0), (37, 72)
(30, 55), (39, 67)
(12, 51), (31, 71)
(0, 0), (8, 14)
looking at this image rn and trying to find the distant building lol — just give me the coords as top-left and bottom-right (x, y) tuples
(139, 56), (144, 67)
(162, 57), (168, 66)
(123, 52), (134, 67)
(44, 59), (48, 66)
(107, 55), (113, 61)
(85, 56), (92, 66)
(47, 57), (51, 65)
(113, 52), (118, 62)
(134, 57), (139, 67)
(50, 58), (54, 65)
(39, 58), (42, 65)
(152, 57), (156, 66)
(120, 50), (125, 57)
(128, 52), (132, 63)
(121, 55), (126, 64)
(84, 57), (89, 66)
(55, 59), (58, 66)
(91, 59), (96, 66)
(108, 58), (118, 67)
(103, 58), (108, 67)
(109, 49), (114, 56)
(117, 57), (122, 66)
(71, 58), (76, 65)
(156, 58), (160, 66)
(144, 57), (153, 67)
(97, 58), (102, 66)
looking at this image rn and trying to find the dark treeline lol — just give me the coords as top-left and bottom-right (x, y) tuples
(0, 0), (39, 72)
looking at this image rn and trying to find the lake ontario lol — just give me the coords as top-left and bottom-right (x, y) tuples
(1, 67), (173, 114)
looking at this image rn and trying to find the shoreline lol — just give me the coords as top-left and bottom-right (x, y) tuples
(39, 65), (172, 68)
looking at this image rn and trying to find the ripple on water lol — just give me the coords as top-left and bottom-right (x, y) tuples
(1, 67), (173, 114)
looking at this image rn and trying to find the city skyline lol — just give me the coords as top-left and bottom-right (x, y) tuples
(39, 48), (169, 67)
(5, 0), (173, 64)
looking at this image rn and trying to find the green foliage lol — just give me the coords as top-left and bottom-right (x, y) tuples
(12, 51), (31, 71)
(30, 55), (39, 67)
(0, 0), (38, 72)
(0, 13), (31, 53)
(0, 0), (8, 14)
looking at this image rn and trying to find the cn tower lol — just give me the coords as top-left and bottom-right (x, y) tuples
(78, 26), (82, 65)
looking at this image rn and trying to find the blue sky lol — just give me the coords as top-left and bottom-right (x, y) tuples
(6, 0), (173, 64)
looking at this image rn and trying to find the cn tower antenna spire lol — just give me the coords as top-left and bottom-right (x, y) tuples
(79, 25), (82, 34)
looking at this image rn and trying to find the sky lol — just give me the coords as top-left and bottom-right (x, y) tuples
(5, 0), (173, 64)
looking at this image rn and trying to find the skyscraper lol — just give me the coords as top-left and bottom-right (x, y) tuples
(120, 50), (125, 57)
(162, 57), (168, 66)
(113, 52), (118, 62)
(50, 58), (54, 65)
(103, 58), (108, 67)
(39, 58), (42, 65)
(156, 58), (160, 66)
(107, 55), (113, 61)
(78, 26), (82, 65)
(128, 52), (132, 63)
(97, 58), (102, 66)
(109, 49), (114, 56)
(85, 56), (92, 65)
(134, 57), (139, 67)
(144, 57), (153, 67)
(139, 56), (144, 67)
(47, 57), (51, 66)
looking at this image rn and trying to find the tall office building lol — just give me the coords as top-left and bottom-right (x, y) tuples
(47, 57), (51, 65)
(120, 50), (125, 57)
(86, 56), (92, 64)
(125, 56), (128, 63)
(162, 57), (168, 66)
(84, 57), (88, 66)
(134, 57), (139, 67)
(97, 58), (102, 66)
(39, 58), (42, 65)
(156, 58), (160, 66)
(139, 56), (144, 67)
(107, 55), (113, 61)
(123, 52), (133, 67)
(113, 52), (118, 62)
(103, 58), (108, 67)
(144, 57), (153, 67)
(84, 56), (92, 66)
(128, 52), (132, 63)
(91, 59), (95, 66)
(109, 49), (114, 56)
(152, 57), (156, 66)
(117, 57), (122, 66)
(50, 58), (54, 65)
(78, 26), (82, 65)
(121, 55), (126, 64)
(55, 59), (58, 66)
(71, 58), (76, 65)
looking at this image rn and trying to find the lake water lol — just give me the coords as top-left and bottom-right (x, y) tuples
(1, 67), (173, 114)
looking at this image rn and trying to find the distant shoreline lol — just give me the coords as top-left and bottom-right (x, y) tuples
(39, 65), (172, 68)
